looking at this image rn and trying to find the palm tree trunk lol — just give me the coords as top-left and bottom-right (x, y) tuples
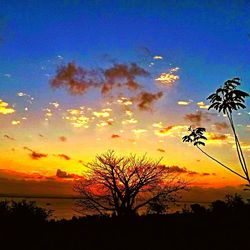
(196, 146), (247, 181)
(226, 111), (249, 182)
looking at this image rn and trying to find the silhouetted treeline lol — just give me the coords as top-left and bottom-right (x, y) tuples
(0, 194), (250, 250)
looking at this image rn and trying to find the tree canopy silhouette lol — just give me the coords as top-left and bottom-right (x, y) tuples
(74, 150), (187, 216)
(183, 78), (249, 187)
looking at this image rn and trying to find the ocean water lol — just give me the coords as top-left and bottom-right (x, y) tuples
(0, 197), (210, 220)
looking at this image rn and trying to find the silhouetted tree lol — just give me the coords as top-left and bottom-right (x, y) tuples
(183, 78), (249, 187)
(74, 150), (187, 216)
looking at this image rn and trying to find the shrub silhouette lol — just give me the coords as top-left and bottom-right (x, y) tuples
(0, 200), (52, 223)
(190, 203), (207, 215)
(146, 196), (168, 215)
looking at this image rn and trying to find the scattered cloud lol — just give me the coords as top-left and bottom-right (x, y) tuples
(50, 62), (99, 95)
(153, 55), (163, 60)
(102, 63), (149, 94)
(125, 110), (133, 117)
(197, 101), (209, 109)
(64, 108), (90, 128)
(157, 148), (165, 153)
(133, 91), (163, 110)
(3, 135), (15, 141)
(206, 132), (233, 144)
(154, 125), (188, 137)
(155, 67), (180, 85)
(184, 111), (212, 126)
(122, 118), (138, 125)
(111, 134), (120, 139)
(93, 109), (111, 118)
(56, 154), (71, 161)
(51, 62), (166, 111)
(208, 133), (228, 141)
(51, 62), (149, 96)
(96, 119), (113, 127)
(152, 122), (163, 128)
(23, 147), (48, 160)
(59, 136), (67, 142)
(117, 97), (133, 106)
(49, 102), (60, 108)
(56, 169), (80, 179)
(166, 165), (215, 177)
(177, 100), (192, 106)
(11, 120), (21, 125)
(17, 92), (34, 104)
(0, 99), (15, 115)
(213, 122), (229, 131)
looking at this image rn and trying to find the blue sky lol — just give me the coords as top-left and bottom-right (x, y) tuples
(0, 0), (249, 99)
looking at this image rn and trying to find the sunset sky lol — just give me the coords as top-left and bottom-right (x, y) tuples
(0, 0), (249, 197)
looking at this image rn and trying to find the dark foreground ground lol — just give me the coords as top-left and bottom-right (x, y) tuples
(1, 213), (250, 250)
(0, 196), (250, 250)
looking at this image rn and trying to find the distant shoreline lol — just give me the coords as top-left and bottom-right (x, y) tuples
(0, 194), (212, 204)
(0, 194), (80, 199)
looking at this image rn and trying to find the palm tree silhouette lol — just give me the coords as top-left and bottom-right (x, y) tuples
(183, 78), (250, 188)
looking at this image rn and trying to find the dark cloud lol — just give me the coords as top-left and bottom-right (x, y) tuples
(157, 125), (174, 134)
(0, 170), (75, 197)
(56, 154), (71, 161)
(201, 172), (216, 176)
(56, 169), (80, 179)
(50, 62), (101, 95)
(111, 134), (120, 139)
(166, 166), (213, 177)
(208, 133), (228, 141)
(50, 61), (165, 111)
(157, 148), (166, 153)
(133, 91), (163, 110)
(213, 122), (229, 131)
(103, 63), (149, 93)
(23, 147), (48, 160)
(51, 62), (149, 95)
(202, 173), (210, 176)
(4, 135), (15, 140)
(59, 136), (67, 142)
(184, 111), (212, 126)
